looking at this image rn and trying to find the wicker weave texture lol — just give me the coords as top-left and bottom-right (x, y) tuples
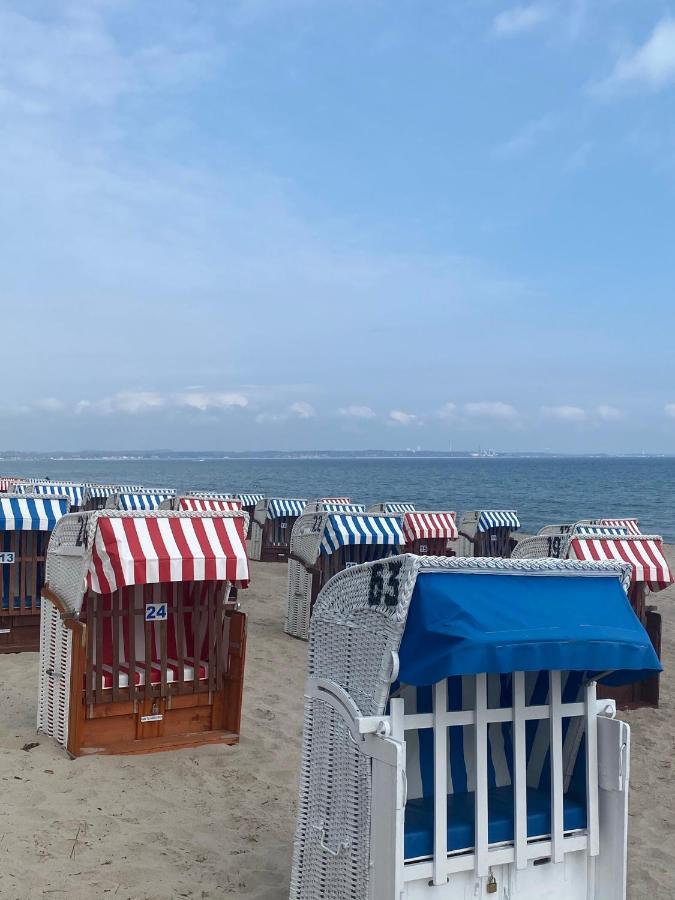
(37, 596), (72, 747)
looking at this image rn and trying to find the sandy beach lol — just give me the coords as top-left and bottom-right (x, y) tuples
(0, 552), (673, 900)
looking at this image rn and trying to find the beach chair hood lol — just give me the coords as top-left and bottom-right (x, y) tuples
(402, 511), (458, 543)
(0, 496), (70, 531)
(45, 509), (249, 615)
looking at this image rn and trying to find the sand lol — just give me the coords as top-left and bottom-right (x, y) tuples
(0, 554), (673, 899)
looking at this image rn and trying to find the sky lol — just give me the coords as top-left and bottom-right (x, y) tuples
(1, 0), (675, 453)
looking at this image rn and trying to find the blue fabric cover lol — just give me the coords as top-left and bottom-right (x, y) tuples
(398, 572), (661, 687)
(404, 786), (587, 859)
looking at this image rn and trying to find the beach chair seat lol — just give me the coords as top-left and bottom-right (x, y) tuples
(92, 659), (209, 689)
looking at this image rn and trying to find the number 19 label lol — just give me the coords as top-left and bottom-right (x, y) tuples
(145, 603), (168, 621)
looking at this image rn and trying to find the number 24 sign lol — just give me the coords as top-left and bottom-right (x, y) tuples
(145, 603), (168, 622)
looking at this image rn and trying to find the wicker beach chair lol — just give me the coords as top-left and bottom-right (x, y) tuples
(290, 555), (660, 900)
(0, 495), (70, 652)
(367, 501), (416, 514)
(513, 527), (671, 707)
(32, 483), (86, 511)
(537, 518), (640, 538)
(81, 485), (145, 511)
(105, 490), (175, 511)
(401, 511), (458, 556)
(37, 508), (249, 756)
(249, 497), (307, 562)
(235, 494), (265, 540)
(456, 510), (520, 558)
(285, 510), (405, 640)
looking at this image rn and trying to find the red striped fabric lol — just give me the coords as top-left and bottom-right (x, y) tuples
(87, 514), (249, 594)
(569, 536), (672, 591)
(597, 518), (641, 535)
(177, 497), (242, 512)
(403, 511), (458, 542)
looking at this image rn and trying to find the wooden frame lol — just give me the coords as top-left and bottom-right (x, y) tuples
(404, 537), (455, 557)
(42, 583), (247, 757)
(0, 529), (50, 653)
(261, 515), (300, 562)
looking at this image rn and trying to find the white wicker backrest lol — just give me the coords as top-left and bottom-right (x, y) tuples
(289, 512), (325, 566)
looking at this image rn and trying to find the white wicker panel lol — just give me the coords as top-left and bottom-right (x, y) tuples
(285, 558), (313, 639)
(37, 596), (71, 748)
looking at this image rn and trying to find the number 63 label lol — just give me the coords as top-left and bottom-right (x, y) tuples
(145, 603), (168, 621)
(368, 561), (402, 607)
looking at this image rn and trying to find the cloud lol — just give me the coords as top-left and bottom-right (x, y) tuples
(337, 405), (376, 419)
(492, 4), (552, 37)
(665, 404), (675, 419)
(494, 114), (558, 158)
(541, 405), (587, 422)
(436, 402), (457, 419)
(389, 409), (417, 426)
(593, 17), (675, 97)
(463, 401), (519, 420)
(176, 391), (248, 411)
(290, 401), (315, 418)
(33, 397), (66, 413)
(596, 404), (623, 421)
(97, 391), (166, 415)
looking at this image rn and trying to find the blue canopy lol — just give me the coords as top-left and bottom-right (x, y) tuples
(398, 572), (661, 687)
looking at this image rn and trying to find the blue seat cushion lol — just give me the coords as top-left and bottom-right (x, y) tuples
(404, 786), (587, 860)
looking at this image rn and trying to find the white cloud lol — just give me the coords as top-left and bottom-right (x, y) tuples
(290, 401), (315, 418)
(389, 409), (418, 426)
(593, 18), (675, 97)
(541, 405), (587, 422)
(495, 114), (558, 158)
(33, 397), (66, 413)
(101, 391), (165, 415)
(493, 4), (552, 37)
(464, 401), (519, 420)
(665, 403), (675, 419)
(596, 404), (623, 421)
(337, 405), (376, 420)
(437, 402), (457, 419)
(176, 391), (248, 411)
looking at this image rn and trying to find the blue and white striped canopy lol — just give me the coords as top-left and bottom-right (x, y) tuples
(574, 525), (629, 537)
(267, 498), (307, 519)
(0, 497), (69, 531)
(383, 502), (416, 514)
(320, 514), (406, 555)
(237, 494), (265, 507)
(476, 510), (520, 532)
(33, 483), (84, 507)
(87, 484), (145, 499)
(117, 493), (171, 511)
(188, 491), (232, 500)
(321, 503), (367, 513)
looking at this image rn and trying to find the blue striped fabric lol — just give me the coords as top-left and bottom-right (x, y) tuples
(33, 483), (84, 507)
(320, 503), (366, 513)
(574, 525), (629, 537)
(397, 671), (586, 803)
(117, 493), (171, 511)
(237, 494), (265, 507)
(477, 510), (520, 532)
(383, 502), (416, 513)
(267, 498), (307, 519)
(188, 491), (232, 500)
(0, 497), (69, 531)
(320, 514), (405, 554)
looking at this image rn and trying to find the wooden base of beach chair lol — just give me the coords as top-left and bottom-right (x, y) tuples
(405, 538), (456, 557)
(598, 607), (661, 709)
(261, 546), (290, 562)
(59, 604), (248, 757)
(0, 616), (40, 653)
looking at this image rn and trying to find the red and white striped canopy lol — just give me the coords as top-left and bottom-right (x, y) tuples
(87, 514), (249, 594)
(177, 497), (242, 512)
(403, 511), (458, 543)
(569, 536), (672, 591)
(0, 477), (18, 492)
(596, 518), (641, 535)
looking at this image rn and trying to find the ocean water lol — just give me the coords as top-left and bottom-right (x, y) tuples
(4, 456), (675, 541)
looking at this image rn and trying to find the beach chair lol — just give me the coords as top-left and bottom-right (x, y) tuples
(235, 494), (265, 540)
(0, 495), (70, 652)
(290, 555), (660, 900)
(185, 491), (234, 500)
(105, 490), (175, 511)
(160, 495), (243, 513)
(37, 508), (249, 756)
(537, 518), (640, 538)
(367, 501), (416, 514)
(513, 528), (671, 707)
(32, 483), (86, 511)
(303, 500), (366, 515)
(0, 477), (18, 492)
(402, 511), (458, 556)
(285, 511), (404, 640)
(249, 497), (307, 562)
(82, 485), (145, 511)
(456, 510), (520, 557)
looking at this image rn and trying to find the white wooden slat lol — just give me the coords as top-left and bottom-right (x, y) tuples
(474, 673), (489, 877)
(432, 679), (448, 885)
(513, 671), (528, 869)
(549, 670), (565, 864)
(585, 680), (600, 857)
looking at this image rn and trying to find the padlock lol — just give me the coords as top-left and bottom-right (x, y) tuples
(486, 872), (498, 894)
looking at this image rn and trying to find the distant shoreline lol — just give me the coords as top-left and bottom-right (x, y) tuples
(1, 452), (673, 462)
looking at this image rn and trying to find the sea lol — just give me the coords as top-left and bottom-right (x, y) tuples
(4, 456), (675, 541)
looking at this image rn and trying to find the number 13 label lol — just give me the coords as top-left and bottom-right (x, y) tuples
(145, 603), (168, 621)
